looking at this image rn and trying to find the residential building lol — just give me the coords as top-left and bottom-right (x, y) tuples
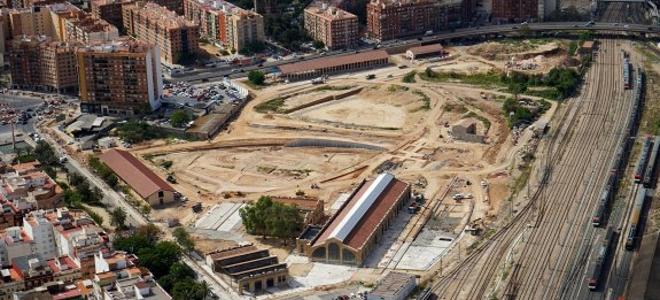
(90, 0), (134, 32)
(206, 244), (288, 294)
(366, 0), (467, 41)
(0, 161), (65, 209)
(304, 2), (358, 50)
(123, 1), (199, 65)
(99, 149), (176, 206)
(492, 0), (537, 22)
(182, 0), (264, 51)
(22, 212), (58, 261)
(299, 173), (411, 266)
(93, 251), (171, 299)
(6, 3), (119, 43)
(77, 39), (163, 116)
(253, 0), (277, 15)
(7, 36), (79, 93)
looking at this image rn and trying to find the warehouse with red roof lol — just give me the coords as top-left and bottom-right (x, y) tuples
(99, 149), (176, 206)
(278, 50), (390, 81)
(299, 173), (410, 266)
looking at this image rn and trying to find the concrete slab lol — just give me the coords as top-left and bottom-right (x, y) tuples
(395, 228), (454, 270)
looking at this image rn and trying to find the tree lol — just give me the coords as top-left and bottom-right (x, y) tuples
(111, 207), (127, 229)
(35, 141), (58, 166)
(137, 241), (181, 277)
(43, 166), (57, 180)
(158, 262), (196, 291)
(248, 70), (266, 86)
(239, 196), (303, 243)
(172, 227), (195, 252)
(63, 189), (82, 208)
(312, 40), (325, 49)
(171, 279), (209, 300)
(170, 110), (191, 128)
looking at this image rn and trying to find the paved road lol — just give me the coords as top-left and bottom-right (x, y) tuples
(170, 22), (660, 83)
(35, 125), (241, 300)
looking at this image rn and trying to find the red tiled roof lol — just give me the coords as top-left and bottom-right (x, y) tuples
(278, 50), (389, 75)
(313, 176), (409, 251)
(407, 44), (444, 56)
(99, 149), (175, 199)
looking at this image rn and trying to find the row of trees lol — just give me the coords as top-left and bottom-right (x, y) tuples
(114, 225), (209, 299)
(239, 196), (303, 244)
(88, 155), (119, 188)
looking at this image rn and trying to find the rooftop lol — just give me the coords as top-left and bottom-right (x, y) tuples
(305, 2), (357, 20)
(407, 43), (445, 56)
(99, 149), (175, 199)
(312, 173), (409, 250)
(77, 38), (154, 54)
(370, 271), (416, 297)
(278, 50), (389, 75)
(126, 2), (197, 30)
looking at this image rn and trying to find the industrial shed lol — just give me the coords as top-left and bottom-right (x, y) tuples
(99, 149), (176, 206)
(278, 50), (390, 81)
(367, 271), (416, 300)
(301, 173), (410, 266)
(405, 44), (445, 60)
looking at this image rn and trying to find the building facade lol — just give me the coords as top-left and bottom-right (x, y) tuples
(491, 0), (537, 22)
(7, 37), (79, 93)
(304, 2), (358, 50)
(123, 2), (199, 65)
(90, 0), (135, 32)
(366, 0), (463, 41)
(77, 39), (163, 116)
(182, 0), (264, 51)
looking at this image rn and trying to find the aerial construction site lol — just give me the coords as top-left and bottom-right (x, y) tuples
(122, 36), (660, 300)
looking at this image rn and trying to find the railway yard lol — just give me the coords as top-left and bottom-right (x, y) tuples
(111, 35), (660, 300)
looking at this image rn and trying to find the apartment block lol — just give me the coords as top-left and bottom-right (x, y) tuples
(304, 2), (358, 50)
(7, 36), (79, 93)
(183, 0), (264, 51)
(93, 251), (171, 299)
(0, 161), (65, 209)
(123, 2), (199, 65)
(492, 0), (537, 21)
(6, 2), (119, 43)
(77, 39), (163, 116)
(367, 0), (455, 41)
(90, 0), (134, 32)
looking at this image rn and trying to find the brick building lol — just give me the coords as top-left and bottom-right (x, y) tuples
(90, 0), (134, 32)
(183, 0), (264, 51)
(491, 0), (537, 22)
(304, 2), (358, 50)
(366, 0), (468, 41)
(77, 39), (163, 116)
(7, 36), (79, 93)
(123, 2), (199, 65)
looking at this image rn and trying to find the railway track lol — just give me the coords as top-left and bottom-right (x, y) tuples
(430, 39), (632, 299)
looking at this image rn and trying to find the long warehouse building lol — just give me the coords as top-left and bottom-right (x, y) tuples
(300, 173), (410, 266)
(278, 50), (390, 81)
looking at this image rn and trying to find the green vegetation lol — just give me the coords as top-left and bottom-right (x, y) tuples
(502, 98), (551, 128)
(88, 155), (119, 188)
(114, 225), (209, 299)
(313, 85), (352, 92)
(160, 160), (173, 170)
(239, 196), (303, 244)
(64, 172), (103, 207)
(443, 103), (468, 113)
(413, 90), (431, 111)
(83, 208), (104, 226)
(254, 97), (285, 113)
(248, 70), (266, 85)
(312, 40), (325, 49)
(463, 111), (492, 130)
(172, 227), (195, 252)
(116, 121), (167, 144)
(110, 207), (127, 229)
(402, 71), (417, 83)
(421, 67), (581, 100)
(568, 40), (578, 56)
(170, 110), (191, 128)
(239, 41), (266, 55)
(35, 141), (59, 166)
(388, 85), (409, 93)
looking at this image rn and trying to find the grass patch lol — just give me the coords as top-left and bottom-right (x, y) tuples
(420, 70), (504, 88)
(402, 71), (417, 83)
(444, 103), (469, 113)
(413, 90), (431, 111)
(388, 85), (409, 93)
(312, 85), (351, 92)
(254, 97), (285, 113)
(462, 111), (492, 130)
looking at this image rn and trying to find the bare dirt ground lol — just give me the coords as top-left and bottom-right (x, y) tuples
(126, 38), (568, 296)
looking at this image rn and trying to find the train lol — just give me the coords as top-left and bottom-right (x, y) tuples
(642, 136), (660, 188)
(591, 69), (645, 227)
(588, 227), (614, 290)
(625, 187), (647, 250)
(623, 52), (631, 89)
(634, 137), (653, 184)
